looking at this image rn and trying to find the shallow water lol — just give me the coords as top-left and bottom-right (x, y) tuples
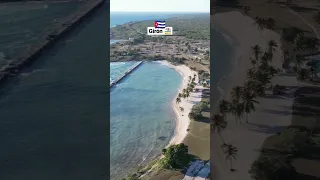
(110, 62), (181, 179)
(110, 61), (137, 81)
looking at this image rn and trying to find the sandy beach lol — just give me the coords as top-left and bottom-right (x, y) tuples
(211, 11), (297, 180)
(159, 61), (203, 147)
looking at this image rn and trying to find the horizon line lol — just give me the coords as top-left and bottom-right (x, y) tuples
(110, 11), (210, 13)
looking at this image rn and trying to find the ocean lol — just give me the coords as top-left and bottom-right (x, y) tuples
(0, 1), (84, 67)
(0, 2), (109, 180)
(110, 12), (188, 180)
(110, 12), (181, 27)
(110, 61), (181, 179)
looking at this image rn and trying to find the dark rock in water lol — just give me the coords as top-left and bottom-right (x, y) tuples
(158, 136), (167, 141)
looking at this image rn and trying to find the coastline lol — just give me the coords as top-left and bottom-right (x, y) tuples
(211, 11), (289, 180)
(159, 60), (202, 147)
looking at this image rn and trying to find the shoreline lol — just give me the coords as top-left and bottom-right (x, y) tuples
(110, 60), (203, 179)
(211, 11), (286, 180)
(159, 60), (202, 147)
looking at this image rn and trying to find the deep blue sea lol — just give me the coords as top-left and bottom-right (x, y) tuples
(110, 12), (180, 27)
(110, 12), (183, 179)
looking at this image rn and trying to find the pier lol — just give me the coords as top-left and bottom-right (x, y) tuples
(110, 61), (143, 88)
(0, 0), (105, 87)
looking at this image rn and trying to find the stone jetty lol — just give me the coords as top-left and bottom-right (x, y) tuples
(110, 61), (143, 88)
(0, 0), (106, 87)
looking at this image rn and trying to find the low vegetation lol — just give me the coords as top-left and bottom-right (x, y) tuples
(160, 143), (193, 169)
(110, 14), (209, 40)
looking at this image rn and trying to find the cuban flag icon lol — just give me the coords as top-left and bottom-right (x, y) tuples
(154, 21), (166, 29)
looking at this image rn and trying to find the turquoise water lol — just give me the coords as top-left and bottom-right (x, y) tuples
(110, 61), (137, 82)
(110, 62), (181, 179)
(110, 12), (185, 179)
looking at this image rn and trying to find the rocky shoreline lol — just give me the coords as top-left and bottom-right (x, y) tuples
(0, 0), (105, 87)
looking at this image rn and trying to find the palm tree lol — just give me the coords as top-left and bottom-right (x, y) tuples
(246, 68), (256, 80)
(178, 93), (182, 98)
(182, 89), (187, 94)
(231, 86), (243, 103)
(252, 45), (262, 61)
(218, 100), (230, 121)
(254, 17), (264, 31)
(250, 58), (257, 68)
(255, 82), (267, 97)
(176, 97), (181, 104)
(182, 93), (187, 99)
(268, 40), (278, 58)
(261, 51), (272, 63)
(202, 83), (207, 87)
(186, 91), (190, 99)
(211, 113), (227, 145)
(188, 76), (192, 82)
(282, 50), (290, 63)
(265, 17), (276, 30)
(255, 69), (271, 86)
(244, 6), (250, 15)
(231, 101), (245, 124)
(241, 89), (259, 123)
(180, 107), (184, 113)
(222, 144), (238, 172)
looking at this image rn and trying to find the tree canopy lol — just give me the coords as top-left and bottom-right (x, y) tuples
(161, 143), (191, 169)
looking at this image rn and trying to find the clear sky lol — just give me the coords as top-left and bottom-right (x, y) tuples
(110, 0), (210, 12)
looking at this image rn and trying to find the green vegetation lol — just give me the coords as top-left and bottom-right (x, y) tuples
(175, 73), (209, 121)
(121, 174), (140, 180)
(110, 14), (209, 40)
(249, 126), (320, 180)
(189, 101), (209, 120)
(213, 1), (320, 179)
(211, 34), (279, 171)
(249, 155), (296, 180)
(160, 143), (193, 169)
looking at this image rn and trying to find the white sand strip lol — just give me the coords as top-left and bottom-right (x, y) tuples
(159, 60), (202, 146)
(211, 11), (295, 180)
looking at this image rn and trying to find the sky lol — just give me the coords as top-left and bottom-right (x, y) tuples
(110, 0), (210, 12)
